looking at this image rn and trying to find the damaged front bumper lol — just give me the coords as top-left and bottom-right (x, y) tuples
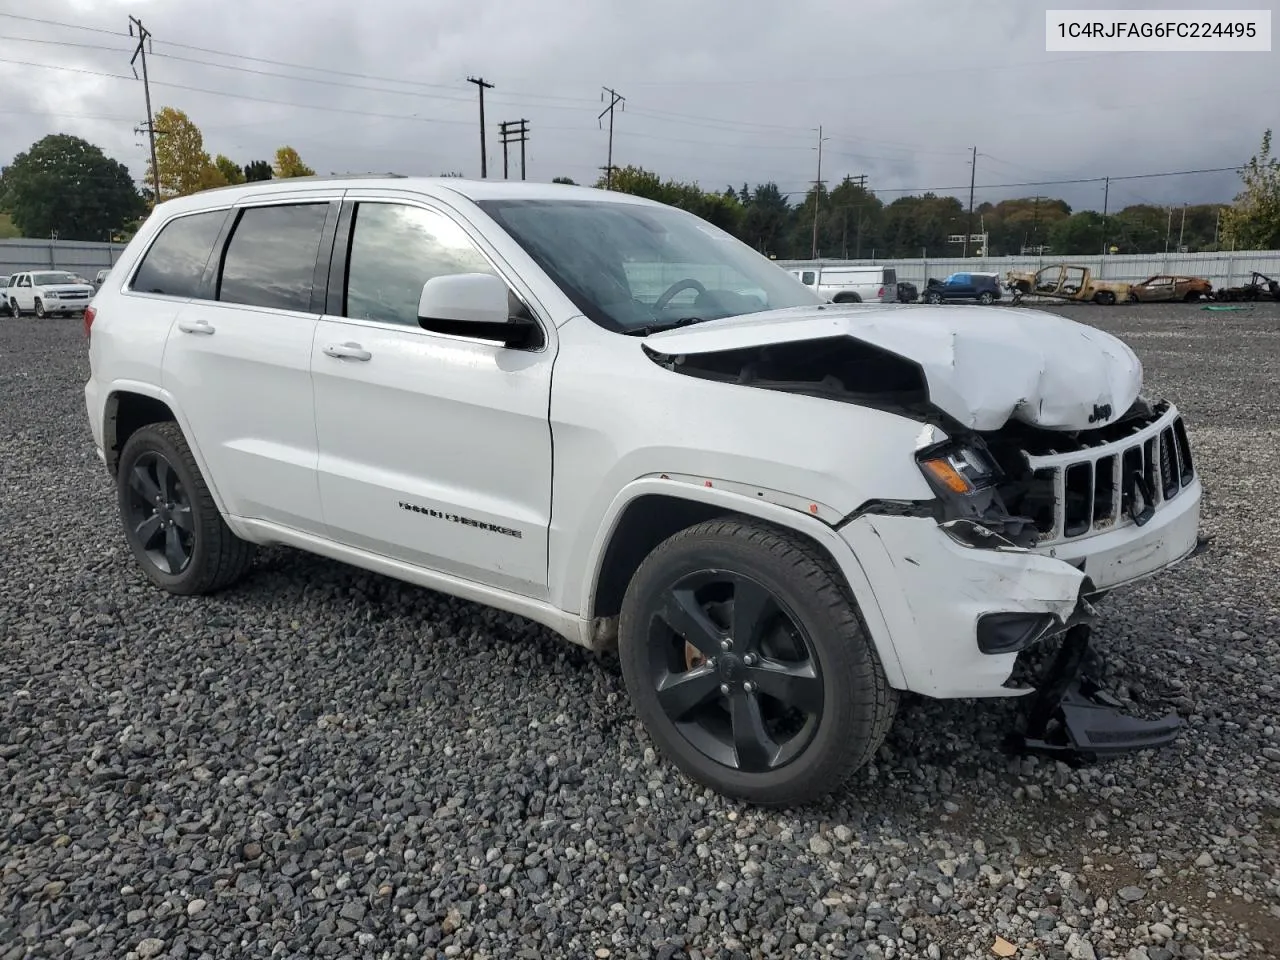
(839, 506), (1202, 758)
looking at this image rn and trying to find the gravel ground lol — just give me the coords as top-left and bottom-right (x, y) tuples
(1, 302), (1278, 960)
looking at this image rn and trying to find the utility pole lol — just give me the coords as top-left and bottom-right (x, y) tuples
(1164, 206), (1173, 253)
(466, 77), (494, 178)
(962, 146), (976, 258)
(498, 120), (530, 180)
(811, 125), (829, 260)
(1100, 176), (1110, 255)
(598, 88), (625, 189)
(128, 16), (161, 206)
(1177, 201), (1188, 251)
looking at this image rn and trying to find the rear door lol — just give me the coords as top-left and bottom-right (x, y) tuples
(162, 194), (338, 535)
(13, 274), (34, 310)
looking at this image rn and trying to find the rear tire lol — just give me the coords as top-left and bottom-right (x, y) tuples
(1093, 291), (1116, 305)
(618, 517), (897, 806)
(116, 421), (256, 596)
(978, 291), (995, 305)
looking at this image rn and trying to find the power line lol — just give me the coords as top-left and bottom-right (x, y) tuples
(0, 57), (477, 126)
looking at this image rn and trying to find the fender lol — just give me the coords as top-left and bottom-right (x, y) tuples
(103, 378), (236, 527)
(578, 475), (908, 689)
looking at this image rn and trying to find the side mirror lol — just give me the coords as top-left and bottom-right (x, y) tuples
(416, 273), (540, 349)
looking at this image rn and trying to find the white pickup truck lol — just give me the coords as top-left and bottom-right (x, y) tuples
(83, 177), (1204, 804)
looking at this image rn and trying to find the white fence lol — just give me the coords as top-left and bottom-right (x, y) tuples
(774, 250), (1280, 291)
(1, 238), (128, 277)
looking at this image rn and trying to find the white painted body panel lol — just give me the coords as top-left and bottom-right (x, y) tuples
(162, 299), (326, 535)
(82, 176), (1204, 703)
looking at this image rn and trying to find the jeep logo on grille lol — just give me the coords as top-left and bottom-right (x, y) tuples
(1088, 403), (1112, 424)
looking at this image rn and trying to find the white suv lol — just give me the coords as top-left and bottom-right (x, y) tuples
(84, 177), (1205, 805)
(7, 269), (95, 317)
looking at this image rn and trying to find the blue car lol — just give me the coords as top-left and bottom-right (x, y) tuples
(923, 272), (1003, 305)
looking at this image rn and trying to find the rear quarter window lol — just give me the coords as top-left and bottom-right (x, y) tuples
(131, 210), (228, 299)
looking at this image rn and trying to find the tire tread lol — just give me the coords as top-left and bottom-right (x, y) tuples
(118, 421), (255, 595)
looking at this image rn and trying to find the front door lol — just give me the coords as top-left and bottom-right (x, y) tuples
(161, 198), (335, 535)
(310, 196), (555, 599)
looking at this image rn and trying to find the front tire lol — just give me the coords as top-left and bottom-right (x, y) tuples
(10, 299), (20, 318)
(618, 518), (897, 806)
(34, 298), (46, 318)
(117, 421), (256, 595)
(926, 292), (942, 304)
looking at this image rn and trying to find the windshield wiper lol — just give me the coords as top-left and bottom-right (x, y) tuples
(623, 316), (709, 337)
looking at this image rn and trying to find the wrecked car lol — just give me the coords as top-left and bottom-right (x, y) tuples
(1007, 264), (1131, 305)
(1214, 271), (1280, 302)
(1128, 274), (1213, 303)
(84, 179), (1203, 806)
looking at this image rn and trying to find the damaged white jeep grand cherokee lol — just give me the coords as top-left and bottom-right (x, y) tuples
(84, 177), (1205, 805)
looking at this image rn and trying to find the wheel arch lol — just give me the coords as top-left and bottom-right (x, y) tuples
(103, 382), (233, 520)
(579, 478), (907, 688)
(831, 290), (862, 303)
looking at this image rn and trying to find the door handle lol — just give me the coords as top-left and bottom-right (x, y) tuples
(323, 342), (372, 361)
(177, 319), (215, 335)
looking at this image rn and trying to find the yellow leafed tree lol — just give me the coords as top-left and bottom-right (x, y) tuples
(146, 106), (225, 200)
(274, 146), (316, 178)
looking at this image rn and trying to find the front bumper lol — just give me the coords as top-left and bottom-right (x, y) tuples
(41, 299), (90, 314)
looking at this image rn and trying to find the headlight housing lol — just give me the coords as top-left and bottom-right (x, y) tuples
(916, 442), (998, 496)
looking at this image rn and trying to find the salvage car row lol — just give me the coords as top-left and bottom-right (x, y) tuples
(786, 261), (1280, 306)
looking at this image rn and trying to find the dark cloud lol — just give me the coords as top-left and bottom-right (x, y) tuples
(0, 0), (1268, 212)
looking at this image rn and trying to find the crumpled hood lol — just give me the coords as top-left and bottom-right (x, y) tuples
(642, 303), (1143, 432)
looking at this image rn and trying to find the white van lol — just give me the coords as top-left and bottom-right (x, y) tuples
(789, 265), (898, 303)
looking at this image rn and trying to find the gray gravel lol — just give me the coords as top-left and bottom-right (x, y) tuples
(2, 302), (1279, 959)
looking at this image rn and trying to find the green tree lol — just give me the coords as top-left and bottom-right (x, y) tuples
(740, 183), (792, 257)
(148, 106), (222, 199)
(243, 160), (273, 182)
(878, 194), (965, 258)
(1048, 210), (1108, 255)
(1221, 130), (1280, 250)
(274, 146), (316, 178)
(551, 176), (577, 185)
(1, 133), (144, 240)
(214, 154), (245, 185)
(983, 197), (1071, 254)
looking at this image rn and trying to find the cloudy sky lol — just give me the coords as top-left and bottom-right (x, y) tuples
(0, 0), (1273, 213)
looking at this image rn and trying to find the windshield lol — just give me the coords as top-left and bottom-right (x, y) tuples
(34, 272), (78, 285)
(475, 198), (824, 334)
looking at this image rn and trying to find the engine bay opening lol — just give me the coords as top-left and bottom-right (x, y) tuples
(644, 336), (935, 418)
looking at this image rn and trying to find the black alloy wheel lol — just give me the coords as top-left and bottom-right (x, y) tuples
(123, 450), (195, 575)
(619, 518), (897, 806)
(115, 421), (255, 595)
(647, 569), (824, 774)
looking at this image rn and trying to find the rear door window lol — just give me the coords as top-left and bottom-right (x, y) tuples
(131, 210), (227, 298)
(218, 203), (329, 312)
